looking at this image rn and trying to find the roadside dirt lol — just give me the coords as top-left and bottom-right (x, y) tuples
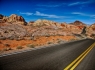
(0, 36), (76, 50)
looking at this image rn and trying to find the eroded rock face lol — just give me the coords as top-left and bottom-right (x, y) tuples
(86, 23), (95, 38)
(0, 24), (27, 40)
(31, 19), (63, 29)
(7, 14), (27, 25)
(0, 14), (95, 39)
(27, 21), (34, 26)
(0, 14), (27, 25)
(0, 14), (8, 23)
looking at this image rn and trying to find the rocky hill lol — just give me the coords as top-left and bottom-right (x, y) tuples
(0, 14), (95, 39)
(70, 20), (86, 26)
(0, 14), (27, 25)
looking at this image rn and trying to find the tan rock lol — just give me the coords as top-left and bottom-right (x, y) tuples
(7, 14), (27, 25)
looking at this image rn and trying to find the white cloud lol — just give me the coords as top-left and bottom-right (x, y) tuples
(34, 11), (65, 18)
(37, 4), (60, 7)
(19, 11), (69, 18)
(71, 12), (88, 16)
(68, 2), (80, 6)
(68, 0), (94, 6)
(20, 12), (33, 16)
(36, 3), (65, 7)
(72, 12), (95, 19)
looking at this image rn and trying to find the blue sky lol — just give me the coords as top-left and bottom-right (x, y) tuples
(0, 0), (95, 24)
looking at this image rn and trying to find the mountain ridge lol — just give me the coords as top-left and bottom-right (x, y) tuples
(0, 14), (95, 39)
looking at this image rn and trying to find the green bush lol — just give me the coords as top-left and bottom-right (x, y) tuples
(16, 46), (23, 49)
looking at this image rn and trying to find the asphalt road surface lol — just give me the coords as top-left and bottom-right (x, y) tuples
(0, 39), (95, 70)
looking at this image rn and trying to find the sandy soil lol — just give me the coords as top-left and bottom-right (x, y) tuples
(0, 36), (76, 51)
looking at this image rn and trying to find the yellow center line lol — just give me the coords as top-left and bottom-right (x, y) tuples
(70, 42), (95, 70)
(64, 42), (95, 70)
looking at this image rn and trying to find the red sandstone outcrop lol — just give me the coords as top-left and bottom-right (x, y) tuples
(0, 14), (27, 25)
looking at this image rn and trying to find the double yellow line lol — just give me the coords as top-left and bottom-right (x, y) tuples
(64, 42), (95, 70)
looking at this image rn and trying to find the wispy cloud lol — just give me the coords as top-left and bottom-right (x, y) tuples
(34, 11), (65, 18)
(36, 3), (65, 7)
(37, 4), (60, 7)
(71, 12), (88, 16)
(20, 12), (33, 16)
(68, 2), (81, 6)
(72, 12), (95, 18)
(68, 0), (95, 6)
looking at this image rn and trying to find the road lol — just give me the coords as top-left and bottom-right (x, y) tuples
(0, 39), (95, 70)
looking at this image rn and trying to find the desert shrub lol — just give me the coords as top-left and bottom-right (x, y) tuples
(2, 47), (12, 51)
(47, 42), (52, 44)
(8, 36), (14, 40)
(15, 38), (20, 41)
(8, 37), (14, 40)
(57, 40), (61, 43)
(30, 37), (34, 40)
(27, 44), (35, 48)
(4, 44), (10, 47)
(0, 37), (6, 40)
(3, 48), (7, 51)
(45, 35), (50, 37)
(57, 39), (64, 43)
(16, 46), (23, 49)
(4, 31), (8, 33)
(91, 34), (95, 39)
(7, 47), (12, 50)
(70, 39), (76, 41)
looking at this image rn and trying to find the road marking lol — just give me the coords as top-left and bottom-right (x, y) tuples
(64, 42), (95, 70)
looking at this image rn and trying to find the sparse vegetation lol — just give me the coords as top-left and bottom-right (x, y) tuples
(57, 39), (64, 43)
(0, 37), (6, 40)
(70, 39), (76, 41)
(2, 47), (12, 51)
(47, 42), (52, 44)
(45, 35), (50, 37)
(16, 46), (23, 49)
(4, 44), (10, 47)
(57, 40), (61, 43)
(3, 48), (7, 51)
(7, 47), (12, 50)
(27, 44), (35, 48)
(91, 34), (95, 39)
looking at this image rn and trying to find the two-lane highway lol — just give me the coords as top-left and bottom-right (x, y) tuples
(0, 39), (95, 70)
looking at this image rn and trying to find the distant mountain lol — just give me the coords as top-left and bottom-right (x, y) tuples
(0, 14), (95, 39)
(70, 20), (86, 26)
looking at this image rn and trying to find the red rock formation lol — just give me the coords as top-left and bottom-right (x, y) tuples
(71, 20), (86, 26)
(0, 14), (27, 25)
(8, 14), (27, 25)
